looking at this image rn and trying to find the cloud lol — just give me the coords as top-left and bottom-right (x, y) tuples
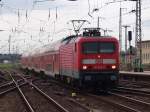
(0, 0), (150, 54)
(143, 20), (150, 27)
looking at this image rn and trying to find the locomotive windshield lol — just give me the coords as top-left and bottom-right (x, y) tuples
(83, 42), (115, 54)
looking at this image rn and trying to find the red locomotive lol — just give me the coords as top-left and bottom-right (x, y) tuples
(21, 28), (119, 89)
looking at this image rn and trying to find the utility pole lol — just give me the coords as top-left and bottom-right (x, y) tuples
(122, 25), (130, 65)
(119, 8), (122, 52)
(119, 7), (126, 52)
(8, 35), (11, 55)
(135, 0), (143, 72)
(129, 0), (143, 71)
(105, 1), (124, 51)
(97, 16), (100, 28)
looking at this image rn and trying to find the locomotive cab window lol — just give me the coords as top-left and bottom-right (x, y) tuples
(99, 43), (115, 53)
(83, 42), (98, 54)
(83, 42), (115, 54)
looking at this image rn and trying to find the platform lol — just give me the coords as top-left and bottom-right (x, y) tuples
(120, 71), (150, 76)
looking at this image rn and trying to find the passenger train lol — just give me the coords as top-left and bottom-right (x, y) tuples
(21, 28), (119, 89)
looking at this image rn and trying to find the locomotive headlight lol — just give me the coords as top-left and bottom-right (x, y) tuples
(112, 65), (116, 69)
(83, 65), (87, 70)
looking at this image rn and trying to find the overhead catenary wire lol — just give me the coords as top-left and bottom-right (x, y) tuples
(0, 0), (150, 54)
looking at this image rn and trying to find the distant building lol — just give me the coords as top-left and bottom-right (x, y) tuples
(0, 54), (21, 63)
(140, 40), (150, 65)
(121, 40), (150, 70)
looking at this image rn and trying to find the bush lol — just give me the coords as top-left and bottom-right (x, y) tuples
(0, 63), (19, 70)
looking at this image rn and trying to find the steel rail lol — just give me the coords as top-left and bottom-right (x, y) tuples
(119, 80), (150, 88)
(8, 72), (35, 112)
(67, 98), (91, 111)
(87, 94), (141, 112)
(108, 92), (150, 106)
(30, 83), (70, 112)
(0, 75), (7, 81)
(17, 73), (70, 112)
(0, 79), (25, 88)
(0, 81), (14, 88)
(118, 87), (150, 94)
(0, 82), (27, 96)
(112, 88), (150, 97)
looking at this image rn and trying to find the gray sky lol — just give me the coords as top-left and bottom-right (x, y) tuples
(0, 0), (150, 54)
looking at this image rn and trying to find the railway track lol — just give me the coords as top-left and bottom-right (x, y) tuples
(119, 79), (150, 88)
(0, 78), (28, 96)
(113, 87), (150, 96)
(23, 73), (137, 112)
(20, 73), (91, 112)
(10, 71), (92, 112)
(0, 70), (8, 83)
(31, 73), (150, 112)
(0, 75), (7, 81)
(108, 91), (150, 109)
(11, 70), (150, 112)
(38, 75), (150, 112)
(86, 91), (150, 112)
(8, 72), (70, 112)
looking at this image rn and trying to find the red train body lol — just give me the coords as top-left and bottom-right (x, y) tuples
(21, 30), (119, 89)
